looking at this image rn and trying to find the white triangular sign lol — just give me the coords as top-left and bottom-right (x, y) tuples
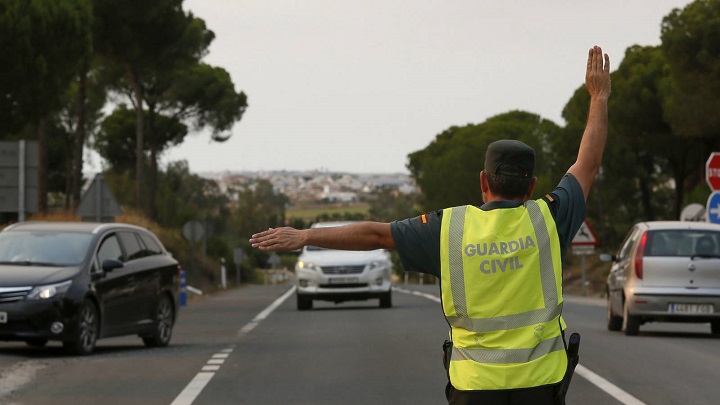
(572, 221), (598, 245)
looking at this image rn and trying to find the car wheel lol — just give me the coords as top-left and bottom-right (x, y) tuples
(63, 300), (99, 355)
(297, 293), (312, 310)
(379, 291), (392, 308)
(142, 294), (175, 348)
(25, 338), (48, 347)
(622, 298), (640, 336)
(607, 293), (622, 331)
(711, 322), (720, 335)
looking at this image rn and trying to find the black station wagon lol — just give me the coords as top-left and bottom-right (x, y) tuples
(0, 221), (181, 355)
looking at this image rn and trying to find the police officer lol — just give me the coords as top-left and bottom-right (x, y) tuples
(250, 45), (611, 405)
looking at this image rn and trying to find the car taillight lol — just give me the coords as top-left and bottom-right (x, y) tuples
(634, 232), (647, 279)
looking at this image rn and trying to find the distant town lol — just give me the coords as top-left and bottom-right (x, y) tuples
(199, 170), (417, 204)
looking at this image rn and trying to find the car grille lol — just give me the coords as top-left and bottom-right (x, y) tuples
(319, 283), (368, 289)
(321, 265), (365, 275)
(0, 287), (32, 304)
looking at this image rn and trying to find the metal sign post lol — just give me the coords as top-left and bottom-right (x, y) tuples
(233, 247), (244, 285)
(182, 221), (205, 275)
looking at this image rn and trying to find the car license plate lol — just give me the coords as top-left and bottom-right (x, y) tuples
(0, 312), (6, 323)
(668, 303), (714, 314)
(329, 277), (358, 284)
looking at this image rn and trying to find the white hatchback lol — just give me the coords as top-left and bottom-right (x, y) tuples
(294, 222), (393, 310)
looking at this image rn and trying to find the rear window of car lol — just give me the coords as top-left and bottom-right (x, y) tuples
(139, 233), (163, 255)
(647, 230), (720, 257)
(118, 231), (145, 260)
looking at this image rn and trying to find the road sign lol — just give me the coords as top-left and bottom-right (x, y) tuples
(76, 174), (122, 222)
(233, 247), (245, 264)
(571, 244), (596, 255)
(182, 220), (204, 241)
(0, 140), (38, 215)
(571, 221), (599, 246)
(680, 203), (706, 221)
(707, 192), (720, 224)
(707, 152), (720, 191)
(268, 252), (281, 268)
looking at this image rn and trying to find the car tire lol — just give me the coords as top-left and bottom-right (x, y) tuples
(297, 293), (313, 310)
(622, 298), (640, 336)
(63, 300), (99, 355)
(607, 294), (622, 331)
(25, 338), (48, 347)
(379, 291), (392, 308)
(711, 322), (720, 335)
(142, 294), (175, 348)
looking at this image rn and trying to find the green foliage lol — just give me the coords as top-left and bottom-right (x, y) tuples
(661, 0), (720, 140)
(154, 160), (231, 229)
(407, 111), (563, 212)
(0, 0), (93, 134)
(368, 188), (421, 221)
(94, 105), (188, 172)
(231, 179), (289, 239)
(161, 63), (249, 142)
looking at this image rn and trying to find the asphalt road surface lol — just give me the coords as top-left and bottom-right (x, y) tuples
(1, 283), (719, 404)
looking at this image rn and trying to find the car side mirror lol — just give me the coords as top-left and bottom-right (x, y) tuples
(599, 253), (616, 262)
(102, 259), (124, 272)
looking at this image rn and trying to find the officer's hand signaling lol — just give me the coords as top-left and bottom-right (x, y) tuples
(250, 227), (306, 251)
(585, 46), (611, 100)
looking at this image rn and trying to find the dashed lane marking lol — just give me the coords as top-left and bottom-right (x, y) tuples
(170, 286), (296, 405)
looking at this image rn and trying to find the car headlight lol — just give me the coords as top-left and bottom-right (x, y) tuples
(368, 260), (390, 270)
(297, 261), (321, 272)
(27, 280), (72, 300)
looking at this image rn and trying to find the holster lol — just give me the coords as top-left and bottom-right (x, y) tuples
(554, 332), (581, 405)
(442, 340), (453, 372)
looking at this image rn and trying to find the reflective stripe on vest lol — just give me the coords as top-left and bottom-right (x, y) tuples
(452, 333), (565, 364)
(445, 201), (562, 332)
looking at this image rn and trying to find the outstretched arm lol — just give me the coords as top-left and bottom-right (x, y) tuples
(249, 222), (395, 252)
(567, 45), (611, 200)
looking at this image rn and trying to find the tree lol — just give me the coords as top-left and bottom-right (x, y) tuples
(0, 0), (92, 212)
(93, 0), (212, 213)
(407, 111), (562, 212)
(94, 105), (187, 173)
(660, 0), (720, 209)
(143, 62), (248, 219)
(661, 0), (720, 143)
(56, 66), (108, 210)
(232, 180), (289, 239)
(368, 188), (420, 222)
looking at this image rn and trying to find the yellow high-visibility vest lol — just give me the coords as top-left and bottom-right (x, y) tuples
(440, 200), (567, 390)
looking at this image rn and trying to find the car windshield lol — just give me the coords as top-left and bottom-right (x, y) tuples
(647, 229), (720, 258)
(0, 231), (93, 266)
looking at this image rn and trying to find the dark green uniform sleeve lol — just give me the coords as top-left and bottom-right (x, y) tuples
(390, 210), (442, 278)
(544, 173), (586, 261)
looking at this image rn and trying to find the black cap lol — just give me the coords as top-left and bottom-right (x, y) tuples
(484, 140), (535, 178)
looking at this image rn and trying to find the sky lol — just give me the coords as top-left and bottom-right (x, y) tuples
(98, 0), (695, 175)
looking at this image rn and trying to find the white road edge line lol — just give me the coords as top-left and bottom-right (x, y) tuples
(575, 365), (647, 405)
(394, 286), (647, 405)
(170, 286), (296, 405)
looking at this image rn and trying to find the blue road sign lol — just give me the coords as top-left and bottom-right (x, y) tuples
(707, 192), (720, 224)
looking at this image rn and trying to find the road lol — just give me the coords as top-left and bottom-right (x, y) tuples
(1, 283), (719, 404)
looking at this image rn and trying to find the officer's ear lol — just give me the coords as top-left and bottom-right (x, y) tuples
(480, 171), (491, 203)
(480, 171), (489, 193)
